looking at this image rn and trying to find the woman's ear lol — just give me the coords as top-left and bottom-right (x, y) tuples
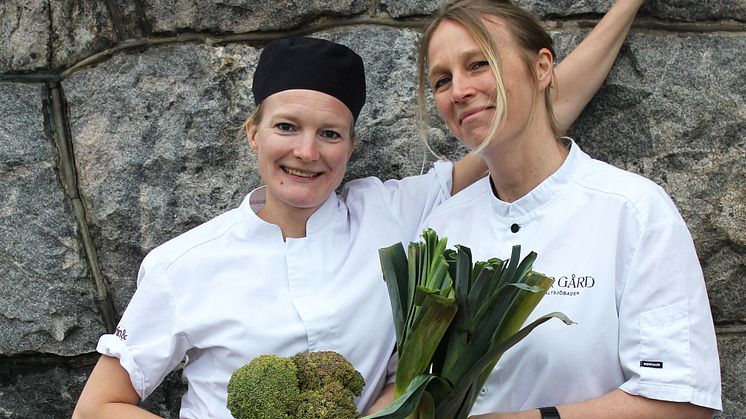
(535, 47), (554, 91)
(247, 123), (258, 151)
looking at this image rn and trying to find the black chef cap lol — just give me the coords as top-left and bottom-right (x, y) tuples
(252, 37), (366, 120)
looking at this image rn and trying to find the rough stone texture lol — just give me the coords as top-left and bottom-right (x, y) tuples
(381, 0), (746, 21)
(516, 0), (746, 21)
(64, 43), (261, 314)
(0, 361), (90, 418)
(134, 0), (369, 34)
(718, 331), (746, 419)
(641, 1), (746, 22)
(49, 0), (118, 69)
(0, 82), (104, 355)
(514, 0), (620, 17)
(0, 1), (50, 71)
(380, 0), (439, 18)
(0, 358), (184, 418)
(378, 0), (616, 19)
(0, 0), (117, 72)
(111, 0), (149, 39)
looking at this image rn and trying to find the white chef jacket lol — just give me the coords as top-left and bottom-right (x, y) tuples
(97, 161), (452, 418)
(421, 141), (721, 413)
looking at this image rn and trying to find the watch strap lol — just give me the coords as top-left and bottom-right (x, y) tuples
(538, 406), (561, 419)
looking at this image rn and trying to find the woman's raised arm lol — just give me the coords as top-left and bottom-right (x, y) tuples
(552, 0), (645, 134)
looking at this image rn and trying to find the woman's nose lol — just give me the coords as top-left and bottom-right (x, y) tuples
(293, 134), (320, 161)
(451, 74), (475, 103)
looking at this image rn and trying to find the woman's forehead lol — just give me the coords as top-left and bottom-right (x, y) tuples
(262, 89), (354, 125)
(428, 15), (515, 58)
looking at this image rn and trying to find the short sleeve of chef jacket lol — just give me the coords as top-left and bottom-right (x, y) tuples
(97, 259), (187, 400)
(617, 207), (721, 409)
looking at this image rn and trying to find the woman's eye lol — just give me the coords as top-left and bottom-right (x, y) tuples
(432, 75), (451, 90)
(320, 130), (342, 141)
(470, 60), (489, 71)
(275, 122), (295, 132)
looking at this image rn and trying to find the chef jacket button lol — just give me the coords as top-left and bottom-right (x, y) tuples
(480, 387), (488, 394)
(510, 223), (520, 233)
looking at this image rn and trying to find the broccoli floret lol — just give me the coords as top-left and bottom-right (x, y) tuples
(293, 351), (365, 397)
(226, 354), (300, 419)
(227, 351), (364, 419)
(296, 381), (360, 419)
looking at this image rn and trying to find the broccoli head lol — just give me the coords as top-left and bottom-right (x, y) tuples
(226, 354), (300, 419)
(227, 351), (365, 419)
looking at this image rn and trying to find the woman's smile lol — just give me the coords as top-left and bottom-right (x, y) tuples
(282, 166), (321, 178)
(458, 106), (494, 125)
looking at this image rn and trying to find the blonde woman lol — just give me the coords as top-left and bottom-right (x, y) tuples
(413, 1), (720, 418)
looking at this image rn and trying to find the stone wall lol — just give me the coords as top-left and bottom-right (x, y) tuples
(0, 1), (744, 418)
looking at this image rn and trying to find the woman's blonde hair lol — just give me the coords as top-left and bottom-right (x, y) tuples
(417, 0), (559, 153)
(239, 103), (264, 140)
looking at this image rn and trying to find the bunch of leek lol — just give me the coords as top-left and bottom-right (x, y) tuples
(365, 229), (571, 419)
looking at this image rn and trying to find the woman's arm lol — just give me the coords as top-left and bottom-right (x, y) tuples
(72, 355), (162, 419)
(552, 0), (645, 134)
(366, 383), (396, 415)
(451, 150), (489, 195)
(452, 0), (644, 194)
(470, 389), (714, 419)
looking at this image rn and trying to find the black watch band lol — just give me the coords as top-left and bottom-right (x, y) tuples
(538, 406), (561, 419)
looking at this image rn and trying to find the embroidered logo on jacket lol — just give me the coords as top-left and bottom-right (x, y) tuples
(115, 326), (128, 341)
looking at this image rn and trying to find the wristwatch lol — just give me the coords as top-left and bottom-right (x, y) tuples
(538, 406), (561, 419)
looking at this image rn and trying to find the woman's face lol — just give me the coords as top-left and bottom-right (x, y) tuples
(427, 18), (538, 150)
(248, 89), (354, 216)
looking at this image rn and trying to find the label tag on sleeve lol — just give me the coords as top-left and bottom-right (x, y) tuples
(640, 360), (663, 369)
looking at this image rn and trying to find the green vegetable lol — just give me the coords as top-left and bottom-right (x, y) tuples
(227, 351), (364, 419)
(226, 354), (300, 419)
(365, 229), (573, 419)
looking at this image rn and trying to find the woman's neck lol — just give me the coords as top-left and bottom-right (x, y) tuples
(257, 200), (316, 240)
(481, 126), (569, 203)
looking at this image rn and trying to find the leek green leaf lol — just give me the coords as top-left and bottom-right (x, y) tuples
(395, 292), (457, 396)
(361, 375), (436, 419)
(379, 242), (411, 350)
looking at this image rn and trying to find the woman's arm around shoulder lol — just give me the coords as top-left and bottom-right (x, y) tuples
(470, 389), (714, 419)
(73, 355), (162, 419)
